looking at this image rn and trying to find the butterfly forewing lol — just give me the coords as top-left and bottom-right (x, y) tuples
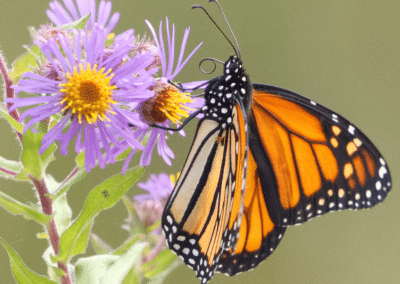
(250, 84), (391, 226)
(162, 56), (249, 283)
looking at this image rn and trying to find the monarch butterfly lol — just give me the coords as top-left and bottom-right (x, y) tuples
(161, 1), (391, 283)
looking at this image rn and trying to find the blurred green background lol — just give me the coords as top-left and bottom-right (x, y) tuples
(0, 0), (399, 283)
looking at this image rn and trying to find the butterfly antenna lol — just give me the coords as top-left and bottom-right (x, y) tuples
(192, 4), (239, 58)
(208, 0), (241, 58)
(199, 57), (224, 74)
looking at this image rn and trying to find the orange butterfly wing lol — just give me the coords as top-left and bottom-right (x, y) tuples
(216, 149), (286, 276)
(162, 102), (248, 283)
(250, 84), (391, 226)
(215, 83), (391, 277)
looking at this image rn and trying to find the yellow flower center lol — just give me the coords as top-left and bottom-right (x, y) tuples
(59, 63), (116, 124)
(139, 82), (194, 125)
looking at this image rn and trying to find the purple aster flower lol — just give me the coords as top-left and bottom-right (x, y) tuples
(131, 172), (175, 230)
(121, 17), (205, 172)
(7, 25), (157, 172)
(135, 172), (175, 202)
(47, 0), (119, 34)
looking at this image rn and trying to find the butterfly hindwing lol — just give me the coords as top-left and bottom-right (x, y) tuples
(216, 149), (286, 276)
(250, 83), (391, 226)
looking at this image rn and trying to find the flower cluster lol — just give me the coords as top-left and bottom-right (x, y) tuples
(0, 1), (205, 283)
(7, 0), (204, 172)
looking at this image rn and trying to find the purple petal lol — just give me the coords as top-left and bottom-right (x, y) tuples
(140, 129), (158, 166)
(62, 0), (79, 19)
(84, 125), (96, 171)
(48, 1), (73, 25)
(121, 150), (135, 175)
(74, 123), (84, 153)
(180, 80), (209, 90)
(171, 40), (203, 80)
(166, 18), (175, 78)
(6, 95), (58, 111)
(158, 20), (167, 77)
(97, 123), (113, 163)
(40, 115), (70, 154)
(105, 12), (120, 34)
(19, 101), (60, 122)
(76, 0), (93, 26)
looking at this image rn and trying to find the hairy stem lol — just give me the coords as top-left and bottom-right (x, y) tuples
(31, 176), (72, 284)
(0, 51), (22, 142)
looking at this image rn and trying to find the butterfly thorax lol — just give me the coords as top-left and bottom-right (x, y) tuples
(202, 56), (252, 129)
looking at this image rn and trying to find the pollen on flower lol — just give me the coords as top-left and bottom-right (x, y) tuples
(169, 172), (180, 186)
(139, 82), (194, 125)
(36, 24), (72, 44)
(59, 63), (116, 124)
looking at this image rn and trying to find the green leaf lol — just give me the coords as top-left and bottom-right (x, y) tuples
(72, 220), (93, 257)
(142, 249), (177, 278)
(0, 107), (23, 134)
(90, 233), (113, 254)
(76, 151), (86, 169)
(51, 193), (72, 236)
(112, 235), (144, 256)
(20, 128), (56, 179)
(116, 134), (149, 161)
(14, 168), (30, 181)
(0, 238), (58, 284)
(60, 13), (90, 30)
(43, 246), (66, 281)
(115, 147), (132, 161)
(146, 260), (181, 284)
(75, 242), (146, 284)
(53, 167), (86, 198)
(9, 44), (41, 82)
(0, 191), (52, 224)
(55, 166), (145, 262)
(101, 242), (147, 284)
(75, 254), (119, 284)
(42, 246), (65, 281)
(122, 266), (141, 284)
(0, 156), (23, 178)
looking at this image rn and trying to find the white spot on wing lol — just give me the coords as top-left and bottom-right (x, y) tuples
(177, 235), (186, 241)
(167, 215), (173, 224)
(348, 125), (356, 135)
(379, 166), (387, 178)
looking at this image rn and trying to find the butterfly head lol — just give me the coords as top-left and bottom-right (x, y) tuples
(201, 56), (252, 129)
(223, 56), (252, 111)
